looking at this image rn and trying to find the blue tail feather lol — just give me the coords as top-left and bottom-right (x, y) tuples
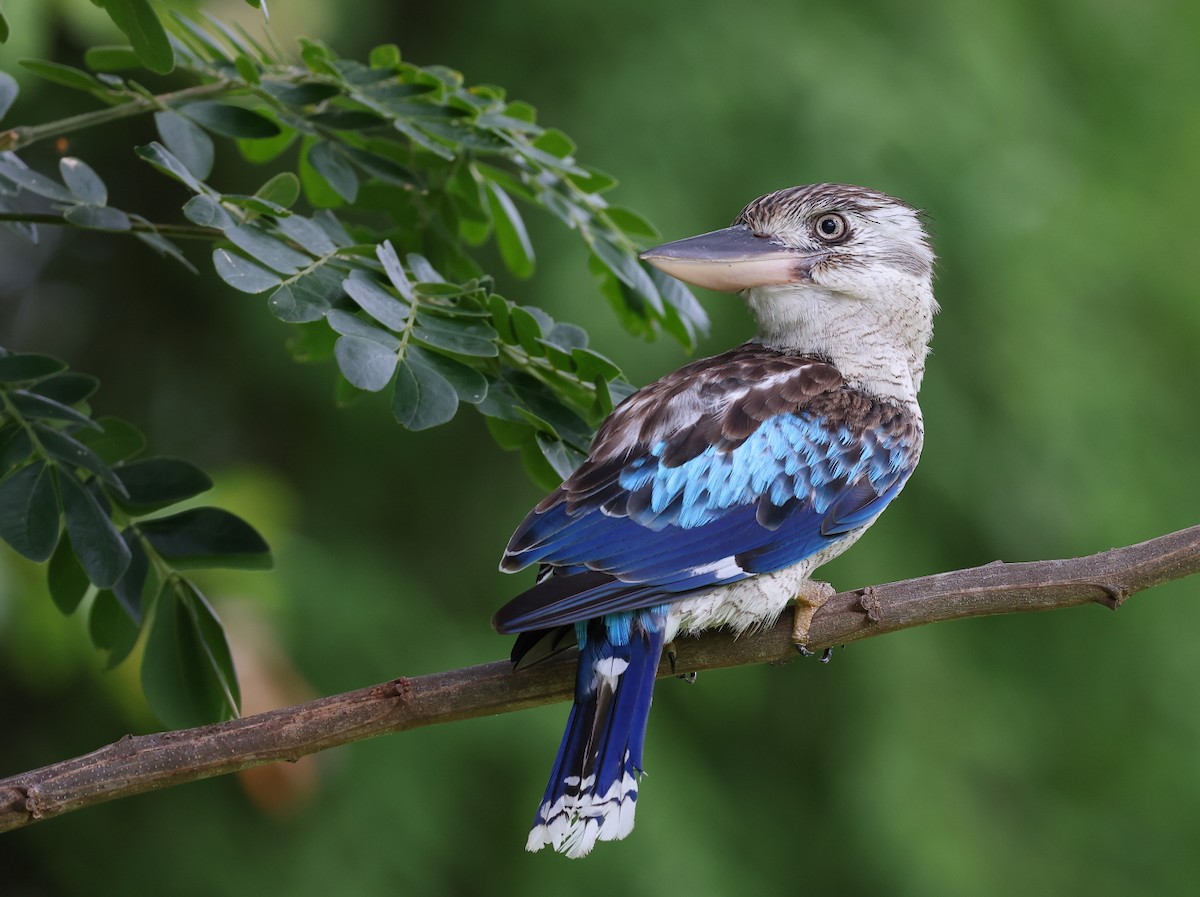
(525, 610), (666, 858)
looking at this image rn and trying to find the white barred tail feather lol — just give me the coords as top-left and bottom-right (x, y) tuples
(525, 614), (665, 857)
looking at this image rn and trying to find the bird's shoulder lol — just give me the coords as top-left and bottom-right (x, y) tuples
(593, 342), (843, 463)
(544, 343), (918, 512)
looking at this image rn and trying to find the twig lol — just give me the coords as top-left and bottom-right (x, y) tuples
(0, 213), (220, 240)
(2, 523), (1198, 834)
(0, 81), (232, 153)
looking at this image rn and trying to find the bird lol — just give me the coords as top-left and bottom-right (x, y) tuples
(492, 183), (937, 858)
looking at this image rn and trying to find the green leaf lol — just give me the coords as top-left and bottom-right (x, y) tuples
(393, 354), (459, 430)
(234, 54), (260, 84)
(0, 461), (60, 561)
(48, 534), (91, 615)
(566, 166), (618, 195)
(183, 101), (280, 139)
(488, 295), (516, 343)
(34, 424), (128, 496)
(305, 140), (358, 202)
(267, 266), (343, 324)
(237, 127), (297, 164)
(0, 10), (8, 46)
(648, 266), (708, 345)
(572, 347), (623, 381)
(307, 109), (389, 131)
(139, 507), (271, 569)
(340, 146), (418, 187)
(377, 241), (414, 300)
(135, 142), (207, 194)
(392, 118), (455, 160)
(59, 469), (130, 587)
(272, 214), (337, 256)
(261, 80), (341, 106)
(343, 271), (411, 331)
(326, 310), (401, 347)
(286, 322), (337, 363)
(510, 305), (545, 356)
(28, 372), (99, 406)
(485, 417), (534, 450)
(590, 238), (664, 315)
(334, 335), (399, 391)
(486, 182), (535, 278)
(605, 206), (661, 240)
(112, 528), (148, 622)
(114, 457), (212, 510)
(408, 347), (486, 404)
(369, 43), (401, 69)
(170, 11), (231, 63)
(0, 156), (74, 202)
(0, 72), (17, 120)
(536, 432), (586, 479)
(0, 352), (66, 382)
(182, 195), (232, 229)
(544, 322), (589, 352)
(102, 0), (175, 74)
(9, 390), (101, 430)
(225, 224), (310, 275)
(532, 128), (576, 159)
(213, 248), (283, 294)
(141, 579), (240, 727)
(0, 427), (32, 477)
(18, 59), (104, 92)
(63, 204), (132, 231)
(59, 158), (107, 204)
(256, 172), (300, 208)
(89, 588), (141, 669)
(76, 417), (146, 465)
(411, 327), (498, 358)
(406, 253), (444, 284)
(520, 440), (564, 492)
(155, 110), (214, 180)
(84, 45), (142, 71)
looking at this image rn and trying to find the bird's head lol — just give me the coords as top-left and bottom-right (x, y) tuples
(641, 183), (938, 398)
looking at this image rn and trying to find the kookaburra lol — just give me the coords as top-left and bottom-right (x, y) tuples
(492, 183), (937, 857)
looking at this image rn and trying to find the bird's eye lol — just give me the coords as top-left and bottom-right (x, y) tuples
(813, 213), (849, 243)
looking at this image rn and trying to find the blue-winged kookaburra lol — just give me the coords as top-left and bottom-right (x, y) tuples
(493, 183), (937, 857)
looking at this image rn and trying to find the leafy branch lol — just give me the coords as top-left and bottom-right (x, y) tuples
(0, 349), (270, 728)
(2, 522), (1197, 835)
(0, 8), (711, 725)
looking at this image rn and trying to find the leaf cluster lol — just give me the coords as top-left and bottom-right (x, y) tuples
(0, 349), (267, 728)
(0, 12), (708, 486)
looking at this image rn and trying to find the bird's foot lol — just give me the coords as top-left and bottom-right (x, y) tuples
(666, 641), (697, 682)
(791, 580), (836, 653)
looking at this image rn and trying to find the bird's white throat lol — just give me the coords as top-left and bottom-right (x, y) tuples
(745, 281), (936, 407)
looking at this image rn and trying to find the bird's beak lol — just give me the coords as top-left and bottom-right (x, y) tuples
(640, 225), (819, 292)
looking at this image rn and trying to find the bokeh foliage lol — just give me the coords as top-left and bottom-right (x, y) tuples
(3, 1), (1200, 896)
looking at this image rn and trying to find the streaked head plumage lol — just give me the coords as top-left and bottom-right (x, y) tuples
(642, 183), (939, 401)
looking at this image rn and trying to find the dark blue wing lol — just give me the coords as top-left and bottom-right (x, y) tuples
(494, 406), (918, 634)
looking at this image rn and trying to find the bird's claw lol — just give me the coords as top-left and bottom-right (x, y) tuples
(794, 644), (836, 663)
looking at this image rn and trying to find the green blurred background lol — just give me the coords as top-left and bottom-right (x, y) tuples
(3, 0), (1200, 893)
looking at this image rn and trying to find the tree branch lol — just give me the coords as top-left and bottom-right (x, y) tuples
(3, 524), (1198, 834)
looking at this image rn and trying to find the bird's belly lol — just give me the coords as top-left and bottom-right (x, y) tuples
(665, 527), (868, 639)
